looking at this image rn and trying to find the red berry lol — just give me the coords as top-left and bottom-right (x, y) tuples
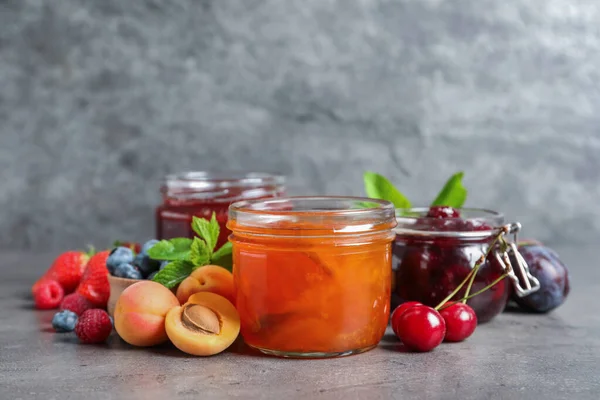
(75, 309), (113, 344)
(427, 206), (461, 219)
(33, 280), (64, 310)
(32, 251), (90, 295)
(390, 301), (421, 337)
(394, 305), (446, 352)
(60, 293), (94, 316)
(76, 251), (111, 308)
(440, 302), (478, 342)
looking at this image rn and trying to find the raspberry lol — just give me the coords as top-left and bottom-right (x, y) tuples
(60, 293), (94, 316)
(33, 280), (64, 310)
(75, 309), (113, 344)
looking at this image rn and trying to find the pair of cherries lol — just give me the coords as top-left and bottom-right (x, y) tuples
(390, 301), (477, 352)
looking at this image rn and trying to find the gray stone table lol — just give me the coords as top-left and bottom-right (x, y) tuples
(1, 247), (598, 400)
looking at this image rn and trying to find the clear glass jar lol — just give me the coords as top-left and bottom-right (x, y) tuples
(392, 208), (524, 323)
(155, 172), (285, 248)
(227, 196), (397, 358)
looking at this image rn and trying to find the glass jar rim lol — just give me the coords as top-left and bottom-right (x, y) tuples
(164, 171), (285, 189)
(228, 196), (397, 237)
(162, 171), (285, 202)
(394, 207), (505, 238)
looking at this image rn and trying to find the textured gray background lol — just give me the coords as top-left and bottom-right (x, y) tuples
(1, 0), (599, 251)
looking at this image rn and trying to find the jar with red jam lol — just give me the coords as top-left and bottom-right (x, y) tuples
(155, 172), (285, 248)
(391, 207), (539, 323)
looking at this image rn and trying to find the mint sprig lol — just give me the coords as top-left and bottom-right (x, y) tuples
(190, 237), (211, 266)
(146, 238), (193, 261)
(148, 212), (233, 289)
(363, 171), (468, 209)
(150, 260), (195, 288)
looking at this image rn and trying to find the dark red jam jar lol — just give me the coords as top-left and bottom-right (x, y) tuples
(155, 172), (285, 248)
(391, 208), (538, 323)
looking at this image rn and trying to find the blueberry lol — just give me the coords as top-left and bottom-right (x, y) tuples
(133, 253), (160, 278)
(147, 271), (158, 280)
(141, 239), (160, 255)
(511, 244), (570, 313)
(107, 247), (135, 275)
(159, 260), (170, 270)
(114, 263), (143, 280)
(52, 310), (78, 333)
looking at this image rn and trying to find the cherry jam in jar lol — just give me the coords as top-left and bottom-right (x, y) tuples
(155, 172), (285, 248)
(392, 208), (511, 323)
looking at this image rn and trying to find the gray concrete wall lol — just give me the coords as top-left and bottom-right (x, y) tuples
(1, 0), (599, 250)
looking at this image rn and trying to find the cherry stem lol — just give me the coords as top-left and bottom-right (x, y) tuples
(433, 266), (478, 310)
(440, 272), (509, 310)
(461, 229), (507, 304)
(434, 226), (508, 311)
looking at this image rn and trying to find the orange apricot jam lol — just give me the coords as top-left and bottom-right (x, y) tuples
(227, 197), (397, 358)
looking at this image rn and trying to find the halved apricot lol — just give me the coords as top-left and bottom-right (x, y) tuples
(175, 265), (234, 305)
(165, 292), (240, 356)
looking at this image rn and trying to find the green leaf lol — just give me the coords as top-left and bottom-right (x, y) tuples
(190, 237), (211, 266)
(151, 260), (195, 289)
(146, 238), (193, 261)
(363, 171), (411, 209)
(211, 242), (233, 272)
(191, 213), (220, 254)
(431, 171), (468, 208)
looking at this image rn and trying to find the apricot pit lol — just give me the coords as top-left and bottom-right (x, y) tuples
(165, 292), (240, 356)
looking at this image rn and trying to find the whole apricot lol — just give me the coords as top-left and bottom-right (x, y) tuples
(165, 292), (240, 356)
(176, 265), (234, 305)
(114, 281), (179, 347)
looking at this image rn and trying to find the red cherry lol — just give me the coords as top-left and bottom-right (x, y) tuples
(391, 301), (421, 337)
(395, 305), (446, 352)
(440, 302), (477, 342)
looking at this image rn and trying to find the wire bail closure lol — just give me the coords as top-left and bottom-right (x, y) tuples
(493, 222), (540, 297)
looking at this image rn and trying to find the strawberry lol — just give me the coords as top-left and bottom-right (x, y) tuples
(32, 251), (90, 295)
(76, 250), (111, 308)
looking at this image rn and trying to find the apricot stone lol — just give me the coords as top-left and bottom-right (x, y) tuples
(176, 265), (235, 305)
(114, 281), (179, 347)
(165, 292), (240, 356)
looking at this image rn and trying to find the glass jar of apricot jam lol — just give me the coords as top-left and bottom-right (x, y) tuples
(391, 207), (538, 323)
(155, 172), (285, 248)
(227, 197), (397, 358)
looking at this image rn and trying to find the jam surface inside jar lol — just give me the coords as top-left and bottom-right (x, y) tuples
(227, 197), (397, 358)
(155, 172), (285, 248)
(392, 208), (508, 323)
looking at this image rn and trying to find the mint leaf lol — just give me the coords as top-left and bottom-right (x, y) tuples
(431, 172), (468, 208)
(190, 237), (211, 266)
(152, 260), (195, 288)
(191, 213), (220, 253)
(211, 242), (233, 272)
(146, 238), (193, 261)
(363, 171), (411, 208)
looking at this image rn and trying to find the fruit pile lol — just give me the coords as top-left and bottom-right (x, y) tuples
(31, 215), (241, 356)
(31, 248), (113, 343)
